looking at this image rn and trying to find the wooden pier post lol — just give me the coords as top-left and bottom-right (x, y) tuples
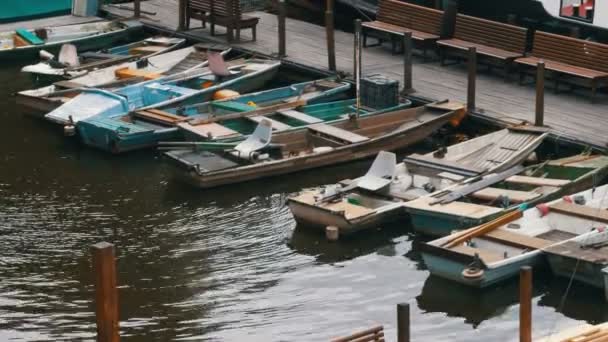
(133, 0), (141, 18)
(354, 19), (362, 116)
(92, 242), (119, 342)
(535, 61), (545, 127)
(467, 46), (477, 112)
(519, 266), (532, 342)
(278, 0), (287, 58)
(402, 32), (413, 95)
(397, 303), (410, 342)
(325, 0), (336, 71)
(178, 0), (187, 31)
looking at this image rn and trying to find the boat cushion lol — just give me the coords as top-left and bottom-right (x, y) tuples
(16, 29), (44, 45)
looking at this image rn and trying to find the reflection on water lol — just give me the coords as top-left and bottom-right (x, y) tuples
(0, 60), (606, 341)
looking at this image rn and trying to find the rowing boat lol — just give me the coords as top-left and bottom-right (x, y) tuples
(420, 164), (608, 288)
(16, 44), (231, 113)
(77, 78), (352, 153)
(0, 20), (143, 60)
(44, 57), (281, 126)
(163, 100), (466, 189)
(21, 36), (186, 82)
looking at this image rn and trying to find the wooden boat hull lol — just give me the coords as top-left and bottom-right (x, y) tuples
(165, 103), (465, 188)
(0, 20), (144, 61)
(546, 252), (606, 288)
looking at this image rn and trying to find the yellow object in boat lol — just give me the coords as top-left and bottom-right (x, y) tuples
(213, 89), (240, 100)
(114, 67), (161, 80)
(449, 107), (467, 127)
(247, 101), (257, 107)
(201, 80), (214, 89)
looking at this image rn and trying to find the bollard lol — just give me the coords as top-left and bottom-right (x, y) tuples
(397, 303), (410, 342)
(178, 0), (187, 31)
(92, 242), (120, 342)
(402, 32), (413, 94)
(325, 0), (336, 71)
(535, 61), (545, 127)
(326, 226), (339, 241)
(467, 46), (477, 113)
(133, 0), (141, 18)
(278, 0), (287, 57)
(519, 266), (532, 342)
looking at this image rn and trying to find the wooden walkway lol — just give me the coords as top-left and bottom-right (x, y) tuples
(103, 0), (608, 150)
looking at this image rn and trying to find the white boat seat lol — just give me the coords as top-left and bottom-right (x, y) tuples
(234, 119), (272, 156)
(278, 109), (323, 124)
(208, 51), (238, 77)
(247, 116), (292, 131)
(308, 123), (369, 144)
(358, 151), (397, 192)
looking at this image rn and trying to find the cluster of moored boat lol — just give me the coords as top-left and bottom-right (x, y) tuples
(10, 19), (608, 303)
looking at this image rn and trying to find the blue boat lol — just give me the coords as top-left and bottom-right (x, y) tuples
(76, 78), (351, 153)
(44, 58), (281, 126)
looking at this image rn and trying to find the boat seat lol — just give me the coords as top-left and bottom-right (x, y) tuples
(505, 175), (571, 187)
(115, 67), (162, 80)
(470, 187), (542, 203)
(450, 245), (505, 264)
(404, 153), (487, 177)
(549, 201), (608, 223)
(484, 229), (553, 250)
(308, 123), (369, 144)
(16, 28), (44, 45)
(324, 200), (376, 220)
(213, 101), (254, 112)
(80, 52), (124, 60)
(247, 116), (292, 131)
(133, 109), (187, 126)
(234, 119), (272, 156)
(54, 80), (85, 89)
(278, 109), (323, 124)
(129, 45), (165, 55)
(177, 122), (242, 140)
(357, 151), (397, 192)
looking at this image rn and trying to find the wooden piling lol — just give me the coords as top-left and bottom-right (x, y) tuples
(397, 303), (410, 342)
(325, 0), (336, 71)
(92, 242), (119, 342)
(133, 0), (141, 18)
(467, 46), (477, 112)
(519, 266), (532, 342)
(354, 19), (362, 116)
(402, 32), (413, 94)
(178, 0), (187, 31)
(278, 0), (287, 57)
(535, 61), (545, 127)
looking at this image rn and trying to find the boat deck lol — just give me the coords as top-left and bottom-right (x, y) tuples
(0, 15), (101, 32)
(544, 240), (608, 264)
(103, 1), (608, 150)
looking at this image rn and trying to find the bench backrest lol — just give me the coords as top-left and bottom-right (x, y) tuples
(188, 0), (240, 18)
(532, 31), (608, 73)
(454, 14), (528, 54)
(377, 0), (443, 36)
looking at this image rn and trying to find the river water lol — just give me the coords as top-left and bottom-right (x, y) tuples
(1, 62), (607, 342)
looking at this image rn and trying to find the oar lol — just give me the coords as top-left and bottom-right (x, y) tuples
(441, 210), (523, 248)
(187, 99), (308, 126)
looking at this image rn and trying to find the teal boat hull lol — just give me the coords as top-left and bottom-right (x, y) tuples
(408, 208), (491, 237)
(0, 1), (71, 23)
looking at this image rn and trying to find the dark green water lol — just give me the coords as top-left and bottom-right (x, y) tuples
(0, 61), (606, 341)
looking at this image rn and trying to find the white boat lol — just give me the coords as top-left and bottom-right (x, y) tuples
(21, 36), (186, 81)
(421, 181), (608, 288)
(16, 44), (230, 113)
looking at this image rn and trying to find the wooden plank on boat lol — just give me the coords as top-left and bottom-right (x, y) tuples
(247, 116), (292, 131)
(549, 201), (608, 223)
(544, 240), (608, 263)
(189, 99), (308, 125)
(278, 109), (323, 124)
(129, 45), (165, 55)
(54, 80), (85, 89)
(133, 109), (188, 125)
(471, 187), (542, 203)
(404, 153), (487, 176)
(485, 229), (553, 250)
(450, 245), (505, 263)
(308, 123), (369, 144)
(177, 122), (242, 140)
(505, 175), (571, 187)
(325, 200), (375, 220)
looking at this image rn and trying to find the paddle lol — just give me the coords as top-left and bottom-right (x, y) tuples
(441, 210), (523, 248)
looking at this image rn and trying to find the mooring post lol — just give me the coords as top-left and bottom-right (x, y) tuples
(520, 266), (532, 342)
(397, 303), (410, 342)
(278, 0), (287, 58)
(467, 46), (477, 112)
(133, 0), (141, 18)
(535, 61), (545, 127)
(402, 31), (413, 95)
(354, 19), (362, 116)
(178, 0), (187, 31)
(92, 242), (119, 342)
(325, 0), (336, 71)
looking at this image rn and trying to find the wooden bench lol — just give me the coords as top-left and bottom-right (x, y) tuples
(186, 0), (259, 42)
(331, 325), (384, 342)
(515, 31), (608, 101)
(362, 0), (443, 58)
(437, 14), (528, 80)
(308, 123), (370, 144)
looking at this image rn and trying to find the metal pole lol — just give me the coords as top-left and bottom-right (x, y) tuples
(178, 0), (186, 31)
(520, 266), (532, 342)
(133, 0), (141, 18)
(278, 0), (287, 58)
(535, 61), (545, 127)
(325, 0), (336, 71)
(402, 31), (413, 95)
(397, 303), (410, 342)
(467, 46), (477, 112)
(354, 19), (362, 117)
(92, 242), (119, 342)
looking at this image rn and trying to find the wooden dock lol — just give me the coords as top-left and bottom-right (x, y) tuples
(103, 0), (608, 150)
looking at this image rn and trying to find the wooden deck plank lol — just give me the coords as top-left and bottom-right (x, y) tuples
(102, 1), (608, 149)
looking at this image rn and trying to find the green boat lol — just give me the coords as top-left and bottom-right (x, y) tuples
(0, 0), (71, 23)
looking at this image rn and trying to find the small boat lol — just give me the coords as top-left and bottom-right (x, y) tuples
(163, 100), (466, 189)
(405, 153), (608, 237)
(0, 20), (143, 60)
(535, 322), (608, 342)
(420, 175), (608, 288)
(76, 78), (352, 153)
(17, 44), (230, 112)
(21, 36), (186, 82)
(44, 56), (281, 126)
